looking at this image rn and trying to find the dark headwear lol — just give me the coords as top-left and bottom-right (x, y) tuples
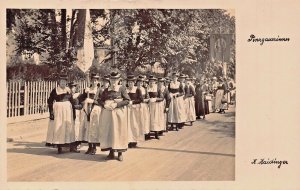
(102, 75), (110, 82)
(68, 82), (78, 87)
(91, 73), (100, 79)
(59, 74), (68, 80)
(126, 74), (136, 81)
(179, 74), (187, 79)
(158, 77), (165, 82)
(137, 75), (145, 82)
(172, 72), (179, 77)
(148, 75), (157, 81)
(110, 71), (121, 79)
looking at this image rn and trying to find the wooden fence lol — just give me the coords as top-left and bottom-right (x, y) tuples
(7, 80), (88, 123)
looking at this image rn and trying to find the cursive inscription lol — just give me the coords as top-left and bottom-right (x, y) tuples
(248, 34), (290, 45)
(251, 158), (288, 168)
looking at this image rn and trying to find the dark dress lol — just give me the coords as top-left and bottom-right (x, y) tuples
(195, 84), (205, 118)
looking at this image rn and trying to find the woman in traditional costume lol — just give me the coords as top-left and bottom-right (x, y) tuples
(195, 79), (206, 119)
(184, 77), (196, 125)
(214, 77), (227, 114)
(69, 81), (82, 152)
(46, 74), (77, 154)
(126, 75), (144, 148)
(211, 77), (219, 112)
(79, 73), (100, 155)
(148, 76), (165, 139)
(136, 75), (151, 140)
(99, 71), (131, 161)
(168, 73), (186, 131)
(202, 79), (210, 115)
(157, 77), (171, 134)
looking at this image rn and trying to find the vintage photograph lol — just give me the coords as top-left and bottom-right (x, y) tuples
(6, 9), (236, 181)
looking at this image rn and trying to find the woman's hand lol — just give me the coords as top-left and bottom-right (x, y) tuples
(128, 101), (133, 108)
(49, 113), (54, 120)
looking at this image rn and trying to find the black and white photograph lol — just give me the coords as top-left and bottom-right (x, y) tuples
(2, 0), (300, 189)
(6, 8), (236, 181)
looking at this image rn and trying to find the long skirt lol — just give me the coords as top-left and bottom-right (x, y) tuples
(214, 89), (225, 110)
(77, 101), (91, 142)
(227, 92), (231, 104)
(230, 90), (236, 103)
(162, 101), (168, 131)
(168, 96), (187, 123)
(74, 109), (81, 141)
(221, 92), (228, 110)
(185, 97), (196, 122)
(204, 100), (210, 114)
(150, 101), (166, 131)
(195, 94), (205, 117)
(128, 104), (144, 143)
(208, 100), (213, 113)
(140, 103), (150, 134)
(46, 101), (75, 146)
(99, 106), (128, 151)
(88, 105), (102, 144)
(157, 100), (167, 131)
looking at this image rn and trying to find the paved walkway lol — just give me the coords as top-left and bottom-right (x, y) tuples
(7, 106), (235, 181)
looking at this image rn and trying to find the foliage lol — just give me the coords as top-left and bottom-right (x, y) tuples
(7, 9), (235, 81)
(94, 9), (235, 78)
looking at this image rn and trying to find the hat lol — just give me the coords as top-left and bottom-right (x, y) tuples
(102, 75), (110, 82)
(59, 74), (68, 80)
(213, 77), (217, 80)
(148, 75), (157, 81)
(137, 75), (145, 82)
(172, 72), (179, 77)
(91, 73), (100, 79)
(126, 74), (136, 81)
(110, 71), (121, 79)
(158, 77), (165, 82)
(179, 74), (187, 79)
(68, 82), (78, 87)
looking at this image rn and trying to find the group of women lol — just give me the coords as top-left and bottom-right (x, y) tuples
(45, 71), (229, 162)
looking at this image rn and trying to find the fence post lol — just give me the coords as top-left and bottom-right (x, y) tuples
(7, 82), (9, 117)
(30, 81), (33, 115)
(24, 81), (28, 115)
(18, 81), (21, 116)
(12, 81), (15, 117)
(38, 81), (41, 113)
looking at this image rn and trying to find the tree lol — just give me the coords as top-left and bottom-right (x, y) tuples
(6, 9), (235, 81)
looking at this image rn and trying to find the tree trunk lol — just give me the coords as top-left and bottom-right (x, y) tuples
(69, 9), (76, 49)
(60, 9), (67, 52)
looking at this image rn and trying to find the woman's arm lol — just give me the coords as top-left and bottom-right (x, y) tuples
(116, 86), (130, 108)
(47, 88), (56, 120)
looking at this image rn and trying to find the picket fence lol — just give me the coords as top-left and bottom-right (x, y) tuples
(7, 80), (88, 124)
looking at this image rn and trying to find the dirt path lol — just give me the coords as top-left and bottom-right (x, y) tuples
(7, 106), (235, 181)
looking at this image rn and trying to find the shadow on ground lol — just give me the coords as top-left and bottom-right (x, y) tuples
(194, 111), (235, 138)
(137, 147), (235, 157)
(7, 141), (108, 162)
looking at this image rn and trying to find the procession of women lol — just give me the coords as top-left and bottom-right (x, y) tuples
(45, 71), (236, 162)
